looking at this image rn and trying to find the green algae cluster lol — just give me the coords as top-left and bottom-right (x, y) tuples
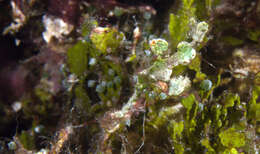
(5, 0), (259, 153)
(67, 25), (126, 119)
(63, 0), (259, 153)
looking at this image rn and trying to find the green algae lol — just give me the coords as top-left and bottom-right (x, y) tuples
(222, 93), (239, 108)
(181, 94), (196, 115)
(168, 121), (185, 154)
(67, 41), (90, 76)
(168, 0), (195, 49)
(90, 27), (124, 54)
(74, 84), (91, 113)
(219, 127), (245, 148)
(248, 85), (260, 123)
(201, 138), (215, 154)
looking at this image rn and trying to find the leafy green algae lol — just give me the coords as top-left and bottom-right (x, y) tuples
(248, 85), (260, 122)
(74, 84), (91, 114)
(223, 93), (240, 108)
(169, 0), (195, 48)
(201, 138), (215, 153)
(67, 41), (90, 76)
(168, 121), (185, 154)
(67, 26), (124, 77)
(181, 94), (196, 118)
(219, 127), (245, 148)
